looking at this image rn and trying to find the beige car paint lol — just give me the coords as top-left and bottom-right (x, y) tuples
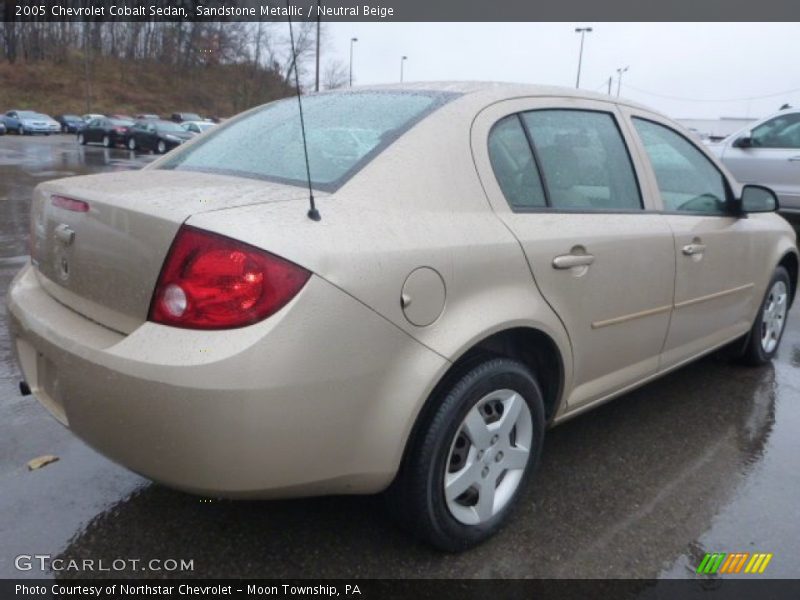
(7, 82), (798, 497)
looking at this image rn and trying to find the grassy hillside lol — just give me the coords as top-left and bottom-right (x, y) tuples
(0, 56), (290, 119)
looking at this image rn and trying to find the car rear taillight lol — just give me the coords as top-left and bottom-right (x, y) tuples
(149, 226), (311, 330)
(52, 195), (89, 212)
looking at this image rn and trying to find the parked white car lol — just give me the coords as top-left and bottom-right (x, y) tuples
(711, 108), (800, 214)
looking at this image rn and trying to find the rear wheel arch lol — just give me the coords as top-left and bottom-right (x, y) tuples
(397, 326), (565, 481)
(778, 251), (798, 307)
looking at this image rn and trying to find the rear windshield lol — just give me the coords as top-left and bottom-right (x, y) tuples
(159, 90), (456, 191)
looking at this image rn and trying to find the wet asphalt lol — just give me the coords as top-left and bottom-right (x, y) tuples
(0, 134), (799, 580)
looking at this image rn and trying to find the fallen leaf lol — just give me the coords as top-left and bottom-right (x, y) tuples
(27, 455), (59, 471)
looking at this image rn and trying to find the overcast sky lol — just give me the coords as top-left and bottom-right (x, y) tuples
(321, 23), (800, 120)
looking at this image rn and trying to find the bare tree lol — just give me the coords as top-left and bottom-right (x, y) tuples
(322, 60), (348, 90)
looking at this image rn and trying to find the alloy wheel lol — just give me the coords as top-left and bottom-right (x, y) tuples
(761, 280), (788, 353)
(444, 389), (533, 525)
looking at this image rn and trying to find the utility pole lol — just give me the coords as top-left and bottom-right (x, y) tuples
(349, 37), (358, 87)
(616, 66), (629, 97)
(607, 76), (612, 95)
(314, 1), (320, 92)
(83, 24), (92, 112)
(400, 55), (407, 82)
(574, 27), (592, 89)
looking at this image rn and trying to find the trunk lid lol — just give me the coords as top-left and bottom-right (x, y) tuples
(31, 169), (310, 334)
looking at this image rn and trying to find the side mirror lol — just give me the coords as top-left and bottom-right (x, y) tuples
(733, 131), (753, 148)
(740, 184), (779, 213)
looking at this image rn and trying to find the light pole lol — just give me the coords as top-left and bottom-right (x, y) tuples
(349, 37), (358, 88)
(314, 0), (321, 92)
(616, 66), (629, 97)
(574, 27), (592, 89)
(400, 55), (408, 82)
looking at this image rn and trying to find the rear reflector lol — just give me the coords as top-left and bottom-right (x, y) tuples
(149, 226), (311, 330)
(51, 195), (89, 212)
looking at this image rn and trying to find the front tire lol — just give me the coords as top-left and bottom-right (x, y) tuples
(386, 357), (545, 551)
(741, 266), (791, 366)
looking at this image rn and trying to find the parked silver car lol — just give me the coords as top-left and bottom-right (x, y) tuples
(1, 110), (60, 135)
(712, 109), (800, 214)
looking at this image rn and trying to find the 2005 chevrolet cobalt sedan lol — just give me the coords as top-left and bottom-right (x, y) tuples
(8, 83), (798, 551)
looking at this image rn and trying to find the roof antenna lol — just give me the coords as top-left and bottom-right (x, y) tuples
(287, 4), (321, 222)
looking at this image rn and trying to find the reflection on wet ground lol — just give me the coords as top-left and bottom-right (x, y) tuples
(0, 136), (798, 579)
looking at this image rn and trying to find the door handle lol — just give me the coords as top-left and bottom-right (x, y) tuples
(789, 156), (800, 162)
(552, 253), (595, 269)
(682, 243), (706, 256)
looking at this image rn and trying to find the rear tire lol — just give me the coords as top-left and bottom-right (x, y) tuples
(741, 266), (791, 366)
(386, 357), (545, 552)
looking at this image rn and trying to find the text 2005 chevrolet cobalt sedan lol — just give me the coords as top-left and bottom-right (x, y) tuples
(8, 83), (798, 550)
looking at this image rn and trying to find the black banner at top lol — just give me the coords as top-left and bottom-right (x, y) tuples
(2, 0), (799, 22)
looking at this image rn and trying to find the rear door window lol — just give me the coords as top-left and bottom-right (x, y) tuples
(521, 110), (642, 211)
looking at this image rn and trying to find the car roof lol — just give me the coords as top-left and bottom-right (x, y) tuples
(348, 81), (652, 112)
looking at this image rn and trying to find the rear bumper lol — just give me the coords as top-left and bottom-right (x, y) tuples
(8, 263), (447, 498)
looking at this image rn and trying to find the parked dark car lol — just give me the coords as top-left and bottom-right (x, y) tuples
(171, 112), (202, 123)
(54, 114), (84, 133)
(77, 117), (134, 147)
(125, 119), (193, 153)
